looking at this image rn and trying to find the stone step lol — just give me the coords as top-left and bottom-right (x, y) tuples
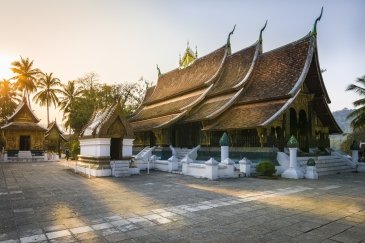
(317, 168), (353, 176)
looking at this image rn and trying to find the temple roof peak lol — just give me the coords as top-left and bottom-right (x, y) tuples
(311, 7), (323, 37)
(179, 41), (198, 69)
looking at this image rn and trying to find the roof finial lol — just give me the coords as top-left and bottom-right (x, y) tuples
(187, 40), (190, 49)
(312, 7), (323, 36)
(227, 24), (236, 48)
(195, 46), (198, 58)
(156, 64), (161, 77)
(259, 20), (268, 43)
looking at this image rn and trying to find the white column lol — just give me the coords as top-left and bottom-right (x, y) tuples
(352, 150), (359, 164)
(221, 146), (229, 162)
(281, 148), (304, 179)
(122, 138), (134, 159)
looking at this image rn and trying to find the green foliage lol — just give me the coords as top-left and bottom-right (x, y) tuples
(256, 161), (276, 176)
(33, 72), (61, 125)
(0, 79), (19, 126)
(68, 97), (95, 135)
(70, 139), (80, 158)
(341, 129), (365, 154)
(346, 75), (365, 129)
(307, 158), (316, 166)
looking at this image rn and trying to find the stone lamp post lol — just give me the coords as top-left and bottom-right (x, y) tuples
(281, 135), (304, 179)
(220, 132), (229, 162)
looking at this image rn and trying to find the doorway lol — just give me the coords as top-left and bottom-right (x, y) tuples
(19, 136), (31, 151)
(110, 138), (122, 160)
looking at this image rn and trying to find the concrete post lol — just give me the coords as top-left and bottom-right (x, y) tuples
(205, 158), (219, 180)
(239, 158), (252, 177)
(181, 156), (192, 175)
(281, 148), (304, 179)
(352, 150), (359, 164)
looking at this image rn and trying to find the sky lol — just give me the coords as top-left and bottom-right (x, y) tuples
(0, 0), (364, 129)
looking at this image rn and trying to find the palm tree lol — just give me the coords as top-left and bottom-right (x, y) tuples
(58, 80), (82, 129)
(33, 73), (61, 126)
(11, 57), (41, 98)
(346, 75), (365, 129)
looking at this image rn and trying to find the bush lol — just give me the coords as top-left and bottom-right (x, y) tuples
(256, 161), (276, 176)
(307, 158), (316, 166)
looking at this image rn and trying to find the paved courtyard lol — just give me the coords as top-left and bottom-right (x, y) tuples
(0, 161), (364, 243)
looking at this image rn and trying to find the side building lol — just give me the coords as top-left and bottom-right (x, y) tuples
(129, 23), (341, 153)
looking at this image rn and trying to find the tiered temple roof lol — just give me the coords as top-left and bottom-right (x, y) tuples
(1, 97), (46, 131)
(129, 24), (341, 134)
(45, 121), (67, 141)
(81, 100), (134, 139)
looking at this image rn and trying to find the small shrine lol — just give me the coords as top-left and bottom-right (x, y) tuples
(0, 97), (46, 161)
(77, 100), (134, 176)
(45, 120), (68, 158)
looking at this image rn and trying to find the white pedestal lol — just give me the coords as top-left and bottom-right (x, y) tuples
(239, 158), (252, 177)
(281, 148), (304, 179)
(205, 158), (219, 180)
(305, 166), (318, 179)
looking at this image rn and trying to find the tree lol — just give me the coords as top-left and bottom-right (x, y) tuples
(346, 75), (365, 129)
(58, 80), (82, 130)
(10, 57), (41, 98)
(0, 79), (20, 125)
(33, 73), (61, 126)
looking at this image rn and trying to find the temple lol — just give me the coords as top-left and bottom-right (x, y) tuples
(0, 97), (46, 158)
(129, 22), (341, 153)
(45, 120), (67, 156)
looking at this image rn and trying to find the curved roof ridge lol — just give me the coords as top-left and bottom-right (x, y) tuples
(288, 36), (316, 96)
(312, 43), (331, 103)
(206, 88), (244, 119)
(7, 96), (40, 123)
(260, 90), (301, 126)
(232, 41), (261, 89)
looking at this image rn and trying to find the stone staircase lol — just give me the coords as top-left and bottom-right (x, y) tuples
(298, 156), (354, 176)
(111, 160), (130, 177)
(174, 148), (191, 160)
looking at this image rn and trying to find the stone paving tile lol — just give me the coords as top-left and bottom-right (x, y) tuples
(1, 162), (365, 242)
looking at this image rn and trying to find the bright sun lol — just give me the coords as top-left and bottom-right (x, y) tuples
(0, 54), (15, 80)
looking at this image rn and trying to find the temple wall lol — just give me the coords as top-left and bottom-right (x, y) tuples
(4, 129), (44, 150)
(79, 138), (111, 157)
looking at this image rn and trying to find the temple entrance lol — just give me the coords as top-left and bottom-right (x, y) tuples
(19, 136), (30, 151)
(110, 138), (122, 160)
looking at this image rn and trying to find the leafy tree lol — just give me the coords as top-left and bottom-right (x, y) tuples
(33, 73), (61, 126)
(346, 75), (365, 129)
(0, 79), (20, 125)
(58, 80), (82, 130)
(68, 97), (95, 135)
(341, 129), (365, 154)
(10, 57), (41, 98)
